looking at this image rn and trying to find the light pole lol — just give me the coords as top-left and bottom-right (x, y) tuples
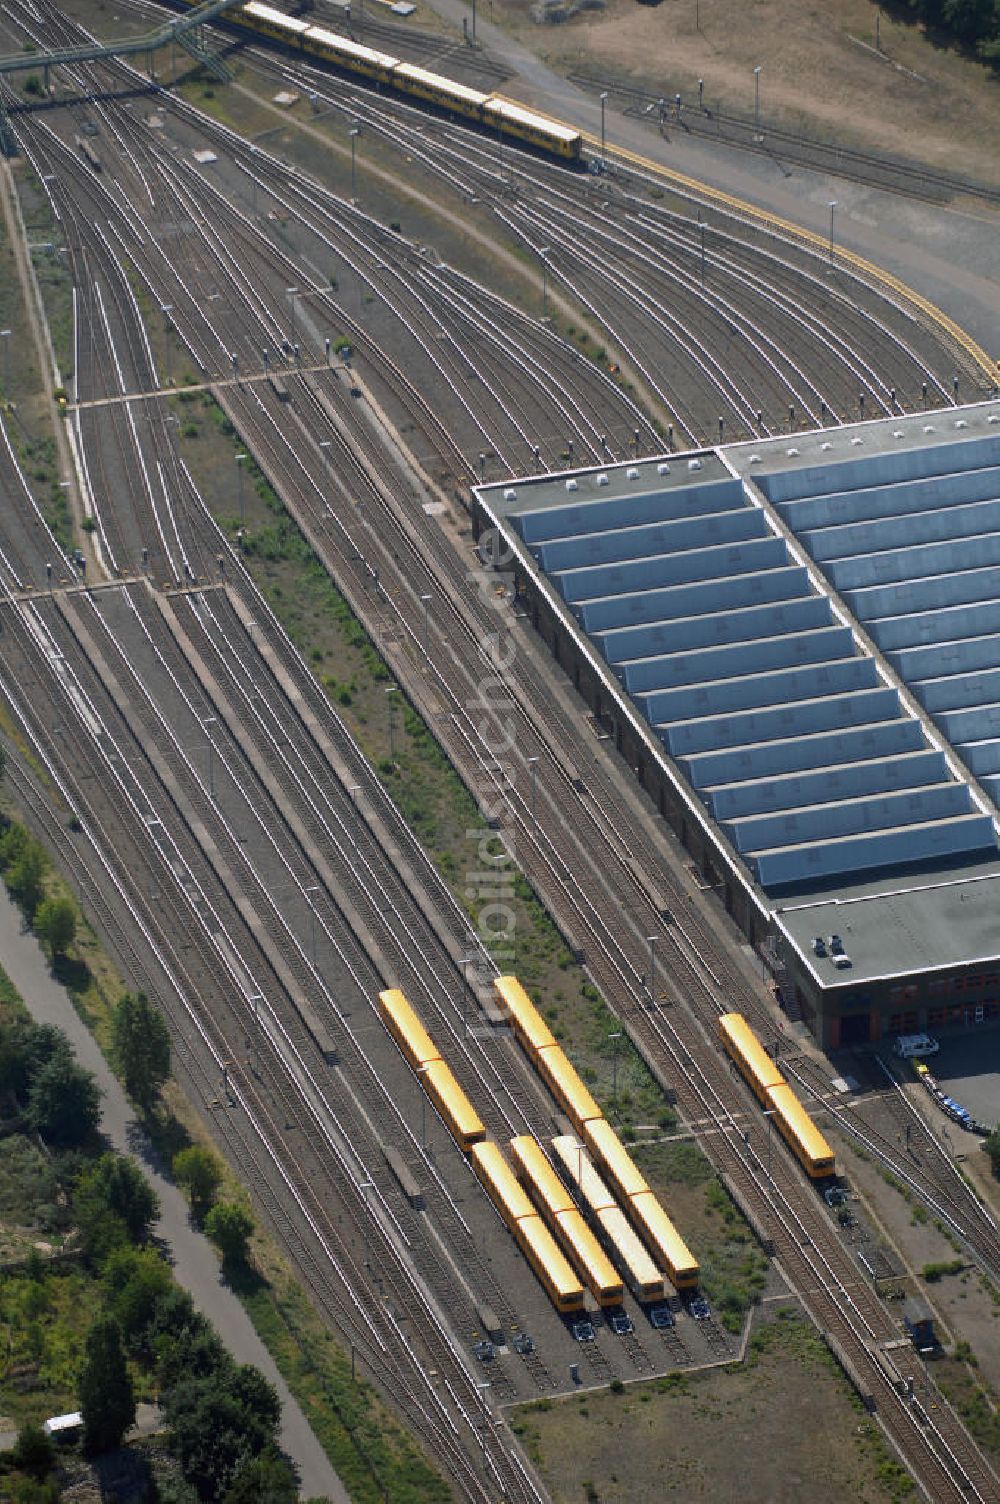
(608, 1030), (622, 1114)
(349, 124), (360, 202)
(764, 1108), (775, 1180)
(600, 90), (608, 163)
(202, 715), (218, 799)
(417, 1063), (429, 1149)
(539, 246), (551, 320)
(235, 451), (247, 525)
(385, 683), (398, 761)
(305, 883), (320, 967)
(286, 286), (299, 349)
(827, 200), (838, 269)
(359, 1177), (374, 1270)
(527, 754), (539, 826)
(0, 328), (10, 395)
(647, 934), (658, 1005)
(753, 65), (762, 140)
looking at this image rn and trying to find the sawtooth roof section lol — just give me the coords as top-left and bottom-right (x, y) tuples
(758, 424), (1000, 807)
(510, 467), (993, 892)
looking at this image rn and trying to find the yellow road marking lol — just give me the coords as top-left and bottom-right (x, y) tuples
(583, 130), (998, 384)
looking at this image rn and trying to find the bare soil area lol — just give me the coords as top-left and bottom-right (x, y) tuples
(512, 1306), (912, 1503)
(494, 0), (1000, 183)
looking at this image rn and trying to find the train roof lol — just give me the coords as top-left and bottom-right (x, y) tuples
(471, 1140), (536, 1222)
(517, 1214), (585, 1302)
(493, 975), (556, 1051)
(595, 1205), (664, 1293)
(765, 1082), (836, 1167)
(510, 1135), (575, 1216)
(583, 1118), (649, 1199)
(481, 96), (582, 145)
(719, 1012), (785, 1095)
(392, 61), (488, 107)
(305, 26), (399, 70)
(629, 1192), (699, 1280)
(377, 987), (441, 1066)
(244, 1), (312, 31)
(555, 1207), (623, 1298)
(550, 1134), (616, 1213)
(538, 1044), (602, 1124)
(424, 1059), (485, 1142)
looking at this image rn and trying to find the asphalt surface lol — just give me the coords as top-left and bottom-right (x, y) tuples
(417, 0), (1000, 359)
(0, 884), (349, 1502)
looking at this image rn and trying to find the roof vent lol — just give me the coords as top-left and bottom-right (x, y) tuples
(748, 454), (761, 464)
(657, 462), (670, 475)
(503, 488), (516, 502)
(626, 466), (640, 480)
(820, 442), (833, 451)
(955, 419), (968, 429)
(687, 458), (703, 472)
(893, 430), (905, 439)
(786, 447), (800, 457)
(851, 436), (863, 445)
(596, 473), (609, 486)
(565, 478), (578, 492)
(923, 424), (935, 434)
(989, 415), (1000, 425)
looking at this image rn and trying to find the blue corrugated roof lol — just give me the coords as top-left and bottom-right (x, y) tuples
(510, 463), (990, 891)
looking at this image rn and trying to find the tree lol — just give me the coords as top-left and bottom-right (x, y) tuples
(112, 992), (171, 1112)
(12, 1420), (55, 1475)
(164, 1377), (256, 1501)
(222, 1449), (298, 1504)
(204, 1202), (254, 1266)
(173, 1146), (223, 1214)
(103, 1246), (173, 1347)
(34, 895), (77, 959)
(79, 1315), (135, 1454)
(7, 839), (47, 920)
(26, 1051), (100, 1145)
(77, 1154), (159, 1245)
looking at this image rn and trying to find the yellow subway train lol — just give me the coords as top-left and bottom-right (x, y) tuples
(719, 1012), (836, 1179)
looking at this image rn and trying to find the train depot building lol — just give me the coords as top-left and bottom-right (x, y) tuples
(472, 399), (1000, 1051)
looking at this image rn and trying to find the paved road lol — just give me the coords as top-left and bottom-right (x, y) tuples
(417, 0), (1000, 358)
(0, 886), (350, 1502)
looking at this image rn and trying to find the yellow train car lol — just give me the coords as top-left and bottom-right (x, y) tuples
(241, 1), (310, 41)
(765, 1082), (836, 1179)
(554, 1207), (623, 1307)
(392, 61), (487, 122)
(493, 975), (556, 1054)
(304, 26), (397, 82)
(376, 988), (441, 1071)
(582, 1118), (649, 1202)
(535, 1044), (602, 1133)
(481, 97), (581, 159)
(718, 1012), (784, 1104)
(628, 1191), (699, 1291)
(470, 1140), (536, 1224)
(514, 1214), (585, 1314)
(509, 1135), (575, 1217)
(422, 1059), (485, 1149)
(550, 1134), (616, 1214)
(595, 1205), (664, 1304)
(510, 1137), (622, 1306)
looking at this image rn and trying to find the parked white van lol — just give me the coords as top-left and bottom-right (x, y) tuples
(893, 1033), (939, 1059)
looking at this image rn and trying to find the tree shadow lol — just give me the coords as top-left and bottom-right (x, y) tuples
(52, 953), (91, 994)
(220, 1258), (268, 1301)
